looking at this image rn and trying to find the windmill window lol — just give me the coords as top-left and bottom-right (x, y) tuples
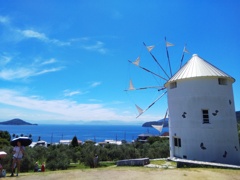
(218, 78), (227, 85)
(174, 137), (181, 147)
(202, 109), (209, 124)
(170, 82), (177, 89)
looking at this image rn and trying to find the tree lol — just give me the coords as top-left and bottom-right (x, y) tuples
(0, 131), (11, 148)
(71, 136), (78, 147)
(46, 145), (70, 170)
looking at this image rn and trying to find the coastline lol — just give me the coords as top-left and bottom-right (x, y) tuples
(0, 124), (167, 144)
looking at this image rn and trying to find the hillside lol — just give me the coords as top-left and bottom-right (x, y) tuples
(0, 118), (37, 125)
(142, 118), (169, 127)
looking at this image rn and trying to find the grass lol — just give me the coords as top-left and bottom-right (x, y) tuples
(150, 159), (177, 167)
(68, 161), (116, 170)
(67, 159), (176, 170)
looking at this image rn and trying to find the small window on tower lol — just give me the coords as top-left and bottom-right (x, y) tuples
(202, 109), (210, 124)
(170, 82), (177, 89)
(174, 137), (181, 147)
(218, 78), (227, 85)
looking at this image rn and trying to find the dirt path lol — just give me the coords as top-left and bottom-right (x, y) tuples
(4, 167), (240, 180)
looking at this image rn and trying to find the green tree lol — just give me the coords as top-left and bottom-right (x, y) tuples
(71, 136), (78, 147)
(0, 131), (11, 148)
(46, 144), (70, 170)
(32, 146), (48, 163)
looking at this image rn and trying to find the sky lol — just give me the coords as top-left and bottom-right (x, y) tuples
(0, 0), (239, 125)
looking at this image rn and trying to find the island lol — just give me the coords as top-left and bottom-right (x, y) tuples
(142, 118), (169, 127)
(0, 118), (38, 125)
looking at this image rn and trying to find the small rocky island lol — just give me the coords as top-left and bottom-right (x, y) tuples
(0, 118), (38, 125)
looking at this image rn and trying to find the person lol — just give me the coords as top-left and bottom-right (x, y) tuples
(0, 163), (2, 176)
(41, 162), (45, 172)
(34, 162), (39, 172)
(0, 163), (6, 177)
(11, 141), (25, 177)
(93, 154), (98, 168)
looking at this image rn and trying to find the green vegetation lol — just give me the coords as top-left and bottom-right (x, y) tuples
(0, 131), (11, 148)
(1, 123), (240, 174)
(0, 133), (169, 173)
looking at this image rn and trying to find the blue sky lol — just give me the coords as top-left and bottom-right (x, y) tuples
(0, 0), (239, 124)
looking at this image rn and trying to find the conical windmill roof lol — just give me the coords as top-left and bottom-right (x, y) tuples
(165, 54), (235, 86)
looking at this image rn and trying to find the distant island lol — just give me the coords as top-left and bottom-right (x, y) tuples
(0, 118), (38, 125)
(142, 118), (169, 127)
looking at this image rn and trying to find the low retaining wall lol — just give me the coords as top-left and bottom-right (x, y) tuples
(117, 158), (150, 166)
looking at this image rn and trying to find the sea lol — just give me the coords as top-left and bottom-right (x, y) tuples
(0, 124), (168, 143)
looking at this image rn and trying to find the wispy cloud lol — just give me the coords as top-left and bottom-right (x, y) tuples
(21, 30), (47, 40)
(0, 67), (35, 80)
(0, 16), (69, 46)
(1, 16), (109, 54)
(81, 41), (107, 54)
(19, 29), (70, 46)
(0, 89), (136, 122)
(71, 37), (109, 54)
(0, 57), (64, 81)
(0, 54), (12, 66)
(41, 58), (57, 65)
(34, 67), (64, 76)
(63, 89), (82, 97)
(90, 81), (102, 88)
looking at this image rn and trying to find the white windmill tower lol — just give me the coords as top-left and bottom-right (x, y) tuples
(165, 54), (240, 165)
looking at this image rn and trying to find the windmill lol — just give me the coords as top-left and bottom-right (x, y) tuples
(125, 37), (190, 133)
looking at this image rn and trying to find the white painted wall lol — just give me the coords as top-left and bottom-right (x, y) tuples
(166, 77), (240, 165)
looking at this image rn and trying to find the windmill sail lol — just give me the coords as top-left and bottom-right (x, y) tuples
(133, 57), (140, 66)
(124, 79), (165, 91)
(128, 60), (168, 81)
(129, 79), (135, 90)
(136, 91), (167, 118)
(147, 45), (155, 52)
(165, 37), (174, 77)
(152, 125), (163, 133)
(180, 45), (190, 68)
(143, 42), (170, 79)
(135, 104), (143, 116)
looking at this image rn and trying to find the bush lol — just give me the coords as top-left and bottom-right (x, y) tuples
(0, 132), (171, 171)
(46, 145), (70, 170)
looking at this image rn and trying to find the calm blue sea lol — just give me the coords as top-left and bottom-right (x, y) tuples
(0, 124), (168, 143)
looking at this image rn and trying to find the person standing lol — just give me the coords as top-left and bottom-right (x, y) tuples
(41, 162), (45, 172)
(11, 141), (25, 177)
(93, 154), (98, 168)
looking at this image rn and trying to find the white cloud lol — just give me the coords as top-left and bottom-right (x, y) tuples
(34, 67), (64, 76)
(21, 30), (47, 40)
(0, 54), (64, 81)
(90, 81), (102, 87)
(19, 29), (70, 46)
(82, 41), (107, 54)
(0, 67), (34, 80)
(63, 89), (82, 97)
(0, 65), (63, 81)
(0, 16), (106, 52)
(0, 55), (11, 66)
(0, 89), (139, 122)
(41, 58), (57, 65)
